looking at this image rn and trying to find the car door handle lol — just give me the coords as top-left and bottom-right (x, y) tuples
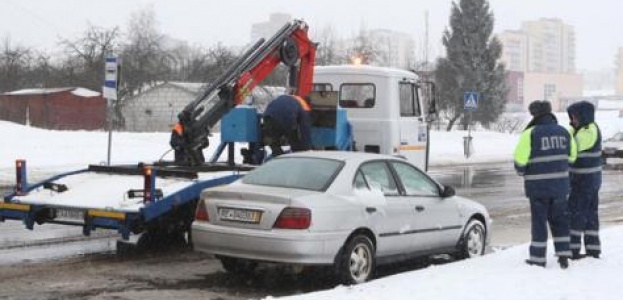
(366, 207), (377, 213)
(415, 205), (425, 212)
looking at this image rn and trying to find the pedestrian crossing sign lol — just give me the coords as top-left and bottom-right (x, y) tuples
(464, 92), (479, 111)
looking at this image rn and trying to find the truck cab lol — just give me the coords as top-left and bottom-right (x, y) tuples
(313, 65), (430, 170)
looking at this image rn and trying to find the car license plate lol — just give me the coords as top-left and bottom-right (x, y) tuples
(218, 207), (262, 223)
(55, 208), (85, 222)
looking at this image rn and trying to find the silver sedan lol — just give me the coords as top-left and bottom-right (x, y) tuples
(192, 151), (491, 284)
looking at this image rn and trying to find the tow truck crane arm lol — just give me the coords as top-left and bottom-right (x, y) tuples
(173, 20), (316, 166)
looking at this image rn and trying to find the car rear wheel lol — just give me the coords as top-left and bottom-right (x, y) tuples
(336, 235), (375, 285)
(218, 256), (258, 275)
(457, 219), (486, 259)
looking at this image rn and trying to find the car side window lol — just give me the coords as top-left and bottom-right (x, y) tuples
(358, 161), (399, 196)
(354, 170), (369, 190)
(390, 161), (439, 197)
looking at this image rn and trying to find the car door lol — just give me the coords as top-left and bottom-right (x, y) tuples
(389, 161), (462, 251)
(356, 160), (413, 256)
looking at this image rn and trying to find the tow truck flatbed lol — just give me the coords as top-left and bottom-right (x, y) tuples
(1, 161), (249, 240)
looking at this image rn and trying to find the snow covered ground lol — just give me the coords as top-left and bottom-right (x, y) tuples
(0, 120), (520, 183)
(275, 227), (623, 300)
(1, 117), (623, 300)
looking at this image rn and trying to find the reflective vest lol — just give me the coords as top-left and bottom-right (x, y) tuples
(293, 95), (311, 111)
(514, 116), (577, 198)
(569, 123), (602, 186)
(173, 123), (183, 135)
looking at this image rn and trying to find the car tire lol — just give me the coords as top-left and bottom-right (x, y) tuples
(218, 256), (258, 275)
(456, 219), (486, 259)
(336, 235), (375, 285)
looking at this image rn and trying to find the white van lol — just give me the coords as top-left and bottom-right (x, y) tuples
(313, 65), (431, 170)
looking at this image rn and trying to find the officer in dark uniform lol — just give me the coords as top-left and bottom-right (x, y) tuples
(170, 121), (206, 165)
(262, 94), (312, 156)
(514, 100), (577, 268)
(567, 101), (602, 259)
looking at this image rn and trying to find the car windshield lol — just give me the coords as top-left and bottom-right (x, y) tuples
(242, 157), (343, 191)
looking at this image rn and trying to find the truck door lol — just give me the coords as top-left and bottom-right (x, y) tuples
(398, 81), (427, 170)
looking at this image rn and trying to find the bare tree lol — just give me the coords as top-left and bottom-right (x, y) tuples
(345, 28), (379, 65)
(313, 25), (340, 66)
(0, 37), (34, 92)
(58, 24), (120, 91)
(120, 5), (169, 97)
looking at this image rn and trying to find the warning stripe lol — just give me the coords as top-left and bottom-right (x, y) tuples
(399, 145), (426, 151)
(0, 203), (31, 212)
(88, 209), (126, 220)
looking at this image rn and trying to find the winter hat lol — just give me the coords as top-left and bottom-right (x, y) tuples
(528, 100), (552, 117)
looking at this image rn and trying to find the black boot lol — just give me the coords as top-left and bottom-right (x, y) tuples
(571, 253), (586, 260)
(558, 257), (569, 269)
(587, 252), (600, 259)
(525, 259), (546, 267)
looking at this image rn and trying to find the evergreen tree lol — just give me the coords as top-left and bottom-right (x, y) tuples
(435, 0), (508, 131)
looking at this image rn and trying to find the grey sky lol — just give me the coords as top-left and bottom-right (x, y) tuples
(1, 0), (621, 71)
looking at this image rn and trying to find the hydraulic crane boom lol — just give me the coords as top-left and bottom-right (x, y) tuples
(173, 19), (316, 166)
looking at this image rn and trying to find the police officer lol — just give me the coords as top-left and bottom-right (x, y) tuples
(262, 94), (312, 156)
(567, 101), (602, 259)
(514, 100), (577, 268)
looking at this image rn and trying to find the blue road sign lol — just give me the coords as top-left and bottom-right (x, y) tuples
(464, 92), (479, 111)
(103, 55), (119, 100)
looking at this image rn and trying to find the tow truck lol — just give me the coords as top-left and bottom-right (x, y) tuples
(1, 19), (436, 244)
(0, 20), (320, 242)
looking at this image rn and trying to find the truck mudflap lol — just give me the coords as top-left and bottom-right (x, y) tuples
(1, 161), (244, 240)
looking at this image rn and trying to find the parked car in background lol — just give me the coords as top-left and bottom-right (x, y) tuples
(604, 132), (623, 153)
(191, 151), (491, 284)
(603, 132), (623, 165)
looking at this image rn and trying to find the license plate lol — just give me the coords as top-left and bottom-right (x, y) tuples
(218, 207), (262, 223)
(55, 208), (85, 222)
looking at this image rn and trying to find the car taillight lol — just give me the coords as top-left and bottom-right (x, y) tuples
(273, 207), (311, 229)
(195, 199), (209, 222)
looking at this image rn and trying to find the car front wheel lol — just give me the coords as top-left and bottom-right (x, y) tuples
(336, 235), (375, 285)
(457, 219), (486, 259)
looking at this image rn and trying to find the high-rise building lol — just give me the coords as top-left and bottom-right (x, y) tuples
(522, 18), (576, 73)
(498, 19), (582, 111)
(616, 47), (623, 96)
(250, 13), (292, 42)
(367, 29), (415, 69)
(498, 30), (528, 72)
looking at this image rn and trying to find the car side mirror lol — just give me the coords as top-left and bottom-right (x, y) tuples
(441, 185), (455, 198)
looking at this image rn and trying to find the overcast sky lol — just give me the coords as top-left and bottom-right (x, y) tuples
(1, 0), (621, 71)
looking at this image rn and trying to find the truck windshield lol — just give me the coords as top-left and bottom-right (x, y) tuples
(242, 157), (343, 191)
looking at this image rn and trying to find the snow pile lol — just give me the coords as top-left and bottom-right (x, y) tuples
(274, 226), (623, 300)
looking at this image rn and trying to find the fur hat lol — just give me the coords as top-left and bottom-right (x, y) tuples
(528, 100), (552, 117)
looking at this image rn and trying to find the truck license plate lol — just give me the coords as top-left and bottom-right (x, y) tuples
(218, 208), (261, 223)
(55, 208), (85, 222)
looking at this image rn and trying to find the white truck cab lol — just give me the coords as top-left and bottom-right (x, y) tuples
(313, 65), (431, 170)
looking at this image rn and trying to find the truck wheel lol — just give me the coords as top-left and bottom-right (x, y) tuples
(336, 235), (375, 285)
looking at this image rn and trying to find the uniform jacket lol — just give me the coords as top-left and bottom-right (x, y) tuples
(514, 113), (577, 198)
(263, 94), (312, 146)
(567, 101), (602, 190)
